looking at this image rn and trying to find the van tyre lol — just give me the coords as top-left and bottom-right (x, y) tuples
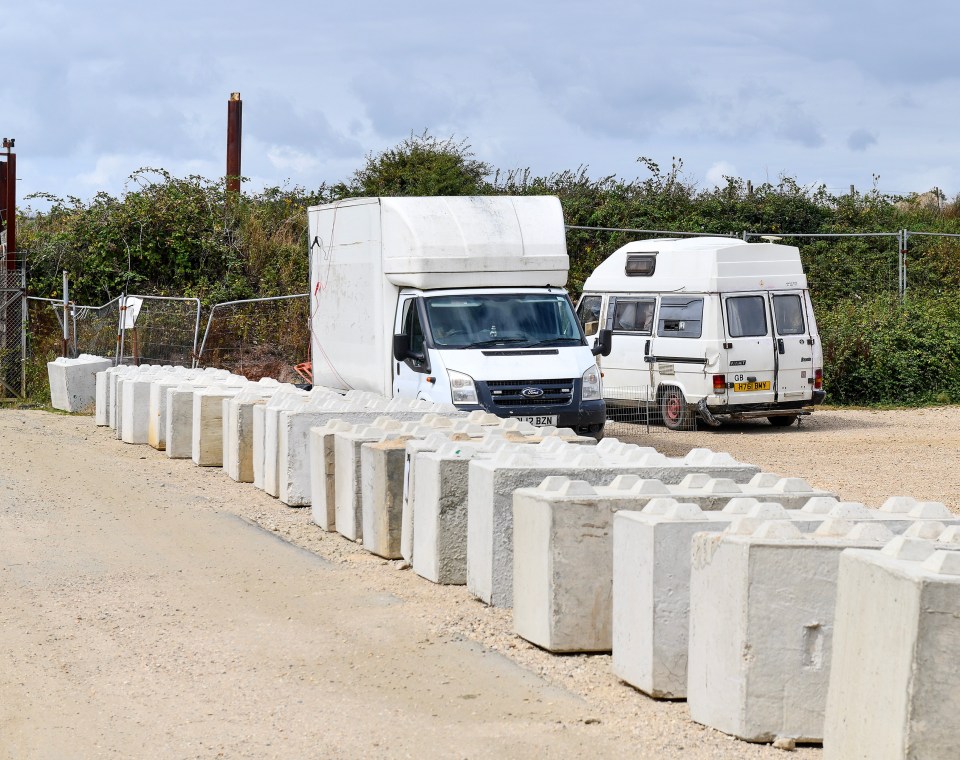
(660, 387), (688, 431)
(768, 415), (798, 427)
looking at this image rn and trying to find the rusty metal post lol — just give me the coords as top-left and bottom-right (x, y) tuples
(2, 139), (15, 267)
(226, 92), (242, 194)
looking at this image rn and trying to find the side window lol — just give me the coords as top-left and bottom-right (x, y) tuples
(657, 297), (703, 338)
(773, 294), (805, 335)
(612, 298), (655, 334)
(727, 296), (768, 338)
(401, 298), (425, 355)
(576, 296), (603, 337)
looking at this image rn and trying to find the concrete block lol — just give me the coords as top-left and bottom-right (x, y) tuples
(259, 388), (311, 496)
(466, 446), (763, 608)
(192, 386), (243, 466)
(824, 537), (960, 759)
(612, 504), (734, 697)
(334, 423), (403, 541)
(223, 387), (277, 482)
(165, 385), (199, 459)
(309, 421), (355, 531)
(687, 521), (895, 744)
(48, 354), (114, 413)
(119, 375), (153, 444)
(360, 436), (413, 558)
(412, 440), (481, 584)
(148, 378), (189, 450)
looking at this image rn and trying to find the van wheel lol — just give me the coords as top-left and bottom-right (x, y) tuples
(768, 415), (798, 427)
(660, 388), (688, 431)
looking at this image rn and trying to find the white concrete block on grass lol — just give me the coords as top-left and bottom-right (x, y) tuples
(824, 531), (960, 760)
(687, 519), (896, 744)
(48, 354), (113, 413)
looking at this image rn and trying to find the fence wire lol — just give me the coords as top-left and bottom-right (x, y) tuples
(197, 294), (309, 381)
(604, 386), (699, 436)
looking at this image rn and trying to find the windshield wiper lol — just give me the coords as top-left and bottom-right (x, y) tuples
(524, 338), (582, 348)
(461, 338), (529, 349)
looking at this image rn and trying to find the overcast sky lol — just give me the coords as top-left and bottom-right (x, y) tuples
(4, 0), (958, 208)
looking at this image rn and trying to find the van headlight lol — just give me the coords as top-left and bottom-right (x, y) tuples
(448, 370), (478, 405)
(581, 365), (602, 401)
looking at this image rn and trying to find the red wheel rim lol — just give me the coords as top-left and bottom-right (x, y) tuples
(665, 395), (681, 422)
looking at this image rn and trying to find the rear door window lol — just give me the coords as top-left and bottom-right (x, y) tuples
(657, 297), (703, 338)
(773, 294), (806, 335)
(726, 296), (768, 338)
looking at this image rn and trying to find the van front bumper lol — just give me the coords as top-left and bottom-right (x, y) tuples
(467, 378), (606, 438)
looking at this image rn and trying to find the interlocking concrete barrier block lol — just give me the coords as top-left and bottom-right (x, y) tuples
(824, 532), (960, 759)
(334, 422), (405, 541)
(48, 354), (114, 413)
(687, 521), (895, 744)
(360, 436), (418, 558)
(411, 440), (490, 584)
(222, 381), (280, 482)
(258, 388), (311, 495)
(192, 386), (245, 466)
(148, 374), (199, 450)
(308, 420), (357, 530)
(467, 443), (761, 608)
(612, 504), (735, 697)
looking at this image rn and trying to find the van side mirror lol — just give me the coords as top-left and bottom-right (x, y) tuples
(393, 333), (411, 361)
(591, 328), (612, 357)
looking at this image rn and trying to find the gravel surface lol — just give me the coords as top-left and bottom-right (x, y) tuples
(2, 406), (957, 758)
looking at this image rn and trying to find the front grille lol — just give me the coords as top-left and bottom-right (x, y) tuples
(482, 378), (575, 408)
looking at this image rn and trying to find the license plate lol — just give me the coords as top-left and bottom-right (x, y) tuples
(514, 415), (558, 426)
(733, 381), (771, 392)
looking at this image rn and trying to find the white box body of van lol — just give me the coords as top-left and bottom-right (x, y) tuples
(309, 196), (606, 437)
(577, 237), (824, 428)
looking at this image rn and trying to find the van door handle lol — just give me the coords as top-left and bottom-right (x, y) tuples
(644, 339), (650, 355)
(777, 338), (785, 355)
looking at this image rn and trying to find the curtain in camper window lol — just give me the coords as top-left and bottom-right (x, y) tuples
(727, 296), (768, 338)
(773, 294), (805, 335)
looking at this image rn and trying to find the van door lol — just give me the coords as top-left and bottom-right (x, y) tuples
(771, 291), (814, 402)
(722, 293), (777, 405)
(393, 296), (430, 400)
(601, 295), (657, 394)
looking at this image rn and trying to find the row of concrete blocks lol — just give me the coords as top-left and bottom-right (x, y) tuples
(509, 476), (959, 752)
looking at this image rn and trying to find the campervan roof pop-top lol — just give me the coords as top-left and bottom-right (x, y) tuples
(577, 236), (825, 429)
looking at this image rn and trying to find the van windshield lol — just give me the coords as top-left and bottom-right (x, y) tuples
(424, 294), (584, 349)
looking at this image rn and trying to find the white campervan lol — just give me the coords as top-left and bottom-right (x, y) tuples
(576, 236), (825, 429)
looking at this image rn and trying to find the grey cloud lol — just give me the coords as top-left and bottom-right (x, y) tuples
(847, 129), (877, 151)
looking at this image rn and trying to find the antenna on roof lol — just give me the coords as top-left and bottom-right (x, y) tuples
(759, 235), (783, 243)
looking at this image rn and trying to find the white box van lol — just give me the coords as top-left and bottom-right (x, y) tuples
(576, 236), (824, 428)
(309, 196), (609, 438)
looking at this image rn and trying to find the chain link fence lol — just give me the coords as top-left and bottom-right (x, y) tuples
(0, 262), (25, 398)
(196, 294), (309, 381)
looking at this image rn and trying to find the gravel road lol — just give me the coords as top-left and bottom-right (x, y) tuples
(1, 406), (957, 759)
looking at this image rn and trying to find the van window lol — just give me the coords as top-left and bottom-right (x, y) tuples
(401, 298), (425, 355)
(727, 296), (768, 337)
(577, 296), (603, 337)
(773, 294), (805, 335)
(611, 298), (655, 333)
(657, 297), (703, 338)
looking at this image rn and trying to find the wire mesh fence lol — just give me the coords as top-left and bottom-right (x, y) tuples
(0, 262), (25, 398)
(117, 295), (201, 367)
(197, 294), (309, 381)
(603, 386), (699, 437)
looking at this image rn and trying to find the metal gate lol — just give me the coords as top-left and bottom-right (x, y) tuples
(0, 260), (25, 399)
